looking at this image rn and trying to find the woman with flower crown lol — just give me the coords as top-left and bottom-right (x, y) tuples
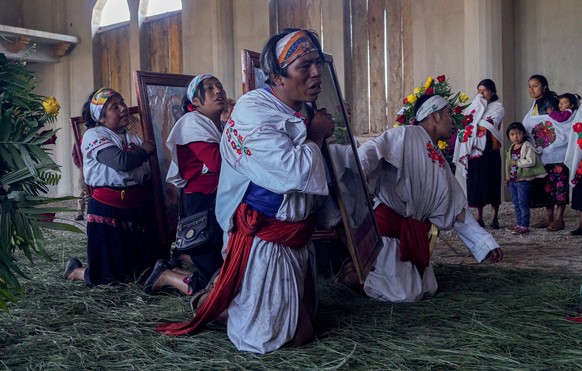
(355, 94), (503, 303)
(143, 75), (227, 299)
(453, 79), (505, 229)
(63, 88), (162, 285)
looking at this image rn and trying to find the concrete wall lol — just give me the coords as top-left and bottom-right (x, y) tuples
(515, 0), (582, 120)
(411, 0), (466, 93)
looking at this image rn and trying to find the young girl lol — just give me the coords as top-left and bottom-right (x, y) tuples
(549, 93), (580, 122)
(505, 122), (547, 234)
(64, 88), (163, 285)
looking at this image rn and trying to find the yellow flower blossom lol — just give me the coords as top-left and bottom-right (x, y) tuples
(459, 92), (469, 104)
(407, 94), (417, 104)
(425, 76), (433, 89)
(413, 87), (422, 95)
(42, 96), (60, 116)
(438, 140), (448, 150)
(393, 123), (400, 128)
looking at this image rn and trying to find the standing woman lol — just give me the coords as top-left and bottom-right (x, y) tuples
(523, 75), (567, 231)
(453, 79), (505, 229)
(144, 75), (226, 296)
(64, 88), (162, 285)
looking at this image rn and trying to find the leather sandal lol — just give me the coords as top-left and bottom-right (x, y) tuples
(546, 219), (565, 232)
(63, 257), (82, 280)
(143, 259), (171, 294)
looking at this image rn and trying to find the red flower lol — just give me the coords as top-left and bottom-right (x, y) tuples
(454, 106), (463, 114)
(397, 114), (406, 124)
(577, 137), (582, 149)
(403, 97), (409, 105)
(573, 122), (582, 133)
(462, 126), (473, 142)
(461, 114), (474, 127)
(437, 75), (446, 83)
(425, 87), (434, 95)
(187, 103), (196, 112)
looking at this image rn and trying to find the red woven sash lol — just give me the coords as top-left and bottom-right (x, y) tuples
(374, 203), (431, 274)
(156, 203), (315, 336)
(92, 186), (147, 209)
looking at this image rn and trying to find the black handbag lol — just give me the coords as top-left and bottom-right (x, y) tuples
(175, 190), (214, 252)
(175, 209), (212, 251)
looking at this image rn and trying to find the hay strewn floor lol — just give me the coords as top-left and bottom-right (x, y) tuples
(1, 218), (582, 370)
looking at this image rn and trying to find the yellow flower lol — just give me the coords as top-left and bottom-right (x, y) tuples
(393, 123), (400, 128)
(407, 94), (417, 104)
(425, 76), (433, 89)
(459, 92), (469, 104)
(438, 140), (448, 150)
(413, 87), (422, 95)
(42, 96), (60, 116)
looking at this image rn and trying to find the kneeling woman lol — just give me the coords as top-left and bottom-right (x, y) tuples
(64, 88), (162, 285)
(143, 75), (227, 297)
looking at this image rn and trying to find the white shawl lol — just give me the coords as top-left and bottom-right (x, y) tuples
(165, 110), (223, 188)
(452, 95), (505, 176)
(523, 101), (576, 165)
(216, 88), (329, 232)
(564, 108), (582, 186)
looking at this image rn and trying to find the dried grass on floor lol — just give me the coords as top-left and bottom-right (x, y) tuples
(1, 229), (582, 370)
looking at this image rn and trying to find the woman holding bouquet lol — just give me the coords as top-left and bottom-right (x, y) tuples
(453, 79), (505, 229)
(523, 75), (569, 232)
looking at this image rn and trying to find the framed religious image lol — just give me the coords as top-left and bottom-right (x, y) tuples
(134, 70), (194, 247)
(70, 106), (141, 196)
(241, 49), (382, 283)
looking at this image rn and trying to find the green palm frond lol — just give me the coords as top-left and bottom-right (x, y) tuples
(1, 52), (80, 313)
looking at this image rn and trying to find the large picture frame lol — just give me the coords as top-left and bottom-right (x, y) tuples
(240, 49), (382, 283)
(70, 106), (141, 196)
(134, 71), (194, 247)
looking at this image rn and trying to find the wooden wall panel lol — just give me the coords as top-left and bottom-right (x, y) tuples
(168, 15), (182, 73)
(143, 14), (182, 74)
(277, 0), (309, 30)
(350, 0), (370, 134)
(368, 0), (387, 133)
(94, 24), (131, 100)
(386, 0), (403, 128)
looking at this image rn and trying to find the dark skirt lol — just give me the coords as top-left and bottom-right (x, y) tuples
(529, 163), (569, 208)
(85, 198), (163, 285)
(572, 181), (582, 211)
(467, 150), (501, 208)
(171, 192), (224, 293)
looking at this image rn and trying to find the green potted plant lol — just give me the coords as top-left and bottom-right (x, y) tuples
(0, 52), (81, 313)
